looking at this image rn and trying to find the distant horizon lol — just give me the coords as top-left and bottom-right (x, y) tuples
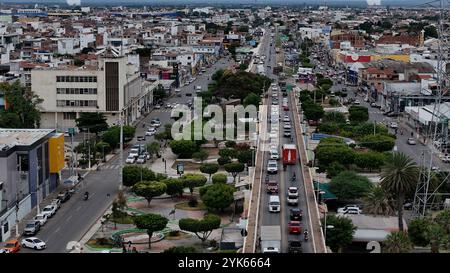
(0, 0), (437, 8)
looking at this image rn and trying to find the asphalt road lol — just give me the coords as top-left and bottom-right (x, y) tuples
(21, 56), (231, 253)
(257, 28), (313, 253)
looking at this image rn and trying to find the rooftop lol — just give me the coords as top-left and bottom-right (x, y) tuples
(0, 128), (55, 151)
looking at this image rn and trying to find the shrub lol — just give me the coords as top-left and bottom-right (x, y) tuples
(188, 197), (198, 207)
(217, 156), (231, 165)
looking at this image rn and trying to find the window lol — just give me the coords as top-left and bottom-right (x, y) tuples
(63, 112), (76, 120)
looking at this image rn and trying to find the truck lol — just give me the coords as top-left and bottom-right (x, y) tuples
(282, 144), (297, 165)
(260, 225), (281, 253)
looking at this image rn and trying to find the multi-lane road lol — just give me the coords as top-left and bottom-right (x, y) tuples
(256, 28), (314, 253)
(20, 56), (231, 253)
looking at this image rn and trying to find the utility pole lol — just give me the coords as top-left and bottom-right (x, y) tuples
(87, 127), (91, 170)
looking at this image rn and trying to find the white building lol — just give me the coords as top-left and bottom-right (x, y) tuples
(31, 49), (156, 131)
(57, 38), (81, 55)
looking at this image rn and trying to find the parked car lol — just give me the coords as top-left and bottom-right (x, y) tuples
(23, 221), (41, 236)
(51, 199), (61, 210)
(21, 237), (46, 250)
(154, 104), (161, 109)
(353, 100), (361, 105)
(407, 138), (416, 145)
(0, 239), (21, 253)
(337, 205), (362, 215)
(136, 155), (147, 164)
(136, 135), (146, 141)
(290, 208), (303, 221)
(283, 116), (290, 122)
(57, 191), (71, 203)
(126, 155), (136, 164)
(390, 122), (398, 129)
(288, 221), (302, 234)
(267, 160), (278, 174)
(129, 148), (140, 158)
(41, 205), (57, 218)
(165, 103), (172, 109)
(33, 214), (48, 226)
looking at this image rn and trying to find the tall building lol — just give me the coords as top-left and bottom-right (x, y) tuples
(31, 48), (156, 132)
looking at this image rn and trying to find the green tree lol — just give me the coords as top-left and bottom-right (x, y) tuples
(323, 215), (356, 252)
(408, 218), (432, 247)
(132, 181), (167, 206)
(76, 112), (109, 136)
(96, 142), (111, 161)
(427, 223), (445, 253)
(0, 81), (43, 128)
(192, 149), (209, 162)
(212, 173), (228, 184)
(435, 209), (450, 234)
(349, 106), (369, 123)
(224, 162), (245, 182)
(217, 156), (231, 165)
(133, 213), (168, 249)
(302, 102), (324, 121)
(237, 150), (254, 166)
(219, 148), (238, 159)
(329, 171), (373, 201)
(153, 84), (166, 101)
(243, 92), (261, 107)
(355, 152), (386, 171)
(360, 134), (396, 152)
(170, 140), (199, 158)
(380, 152), (419, 231)
(162, 178), (185, 198)
(363, 185), (395, 216)
(122, 166), (163, 187)
(322, 112), (346, 124)
(181, 173), (207, 196)
(102, 125), (135, 148)
(424, 25), (438, 38)
(146, 141), (161, 158)
(200, 163), (219, 181)
(178, 214), (221, 243)
(315, 139), (356, 170)
(326, 161), (346, 178)
(383, 231), (413, 253)
(200, 184), (235, 211)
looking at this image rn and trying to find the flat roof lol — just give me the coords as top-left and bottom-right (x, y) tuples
(0, 128), (54, 150)
(344, 214), (407, 231)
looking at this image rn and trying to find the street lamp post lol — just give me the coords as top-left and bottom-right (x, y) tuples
(119, 110), (124, 191)
(162, 158), (167, 174)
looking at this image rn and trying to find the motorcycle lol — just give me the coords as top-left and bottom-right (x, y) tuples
(304, 231), (309, 242)
(83, 192), (89, 201)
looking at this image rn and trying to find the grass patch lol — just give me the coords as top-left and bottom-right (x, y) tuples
(175, 201), (207, 211)
(111, 215), (134, 224)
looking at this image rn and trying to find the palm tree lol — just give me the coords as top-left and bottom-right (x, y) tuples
(363, 186), (395, 216)
(380, 152), (419, 231)
(383, 231), (413, 253)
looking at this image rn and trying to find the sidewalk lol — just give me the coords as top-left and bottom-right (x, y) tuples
(148, 147), (178, 177)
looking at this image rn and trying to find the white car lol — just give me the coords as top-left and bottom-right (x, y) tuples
(129, 148), (139, 158)
(33, 214), (48, 226)
(21, 237), (46, 250)
(353, 100), (360, 105)
(125, 155), (136, 164)
(337, 205), (362, 215)
(51, 199), (61, 210)
(151, 119), (161, 127)
(154, 104), (161, 109)
(41, 205), (57, 218)
(270, 149), (280, 160)
(146, 127), (157, 136)
(287, 194), (299, 205)
(442, 155), (450, 163)
(136, 155), (147, 164)
(288, 187), (299, 198)
(407, 138), (416, 145)
(390, 122), (398, 129)
(267, 160), (278, 174)
(283, 123), (291, 130)
(283, 116), (290, 122)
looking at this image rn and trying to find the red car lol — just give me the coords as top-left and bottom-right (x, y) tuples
(288, 221), (302, 234)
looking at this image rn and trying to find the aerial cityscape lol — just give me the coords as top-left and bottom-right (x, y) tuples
(0, 0), (450, 258)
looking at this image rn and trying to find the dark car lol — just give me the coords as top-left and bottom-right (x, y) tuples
(288, 240), (302, 253)
(57, 190), (71, 203)
(290, 208), (303, 221)
(136, 136), (146, 141)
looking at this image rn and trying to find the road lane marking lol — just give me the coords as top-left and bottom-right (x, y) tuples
(66, 215), (72, 222)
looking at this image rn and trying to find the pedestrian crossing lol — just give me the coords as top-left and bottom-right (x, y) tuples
(153, 109), (173, 113)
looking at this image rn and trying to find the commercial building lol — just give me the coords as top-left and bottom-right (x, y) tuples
(31, 48), (156, 132)
(0, 129), (64, 242)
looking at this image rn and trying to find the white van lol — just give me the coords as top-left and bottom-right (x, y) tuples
(269, 195), (281, 213)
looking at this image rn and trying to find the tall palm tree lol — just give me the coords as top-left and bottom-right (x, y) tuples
(363, 185), (395, 216)
(383, 231), (413, 253)
(380, 152), (419, 231)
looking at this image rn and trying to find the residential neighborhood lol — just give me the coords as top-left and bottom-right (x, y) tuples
(0, 0), (450, 257)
